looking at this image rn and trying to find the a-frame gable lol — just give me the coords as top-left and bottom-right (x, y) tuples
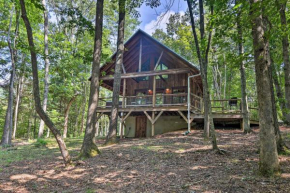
(99, 29), (200, 91)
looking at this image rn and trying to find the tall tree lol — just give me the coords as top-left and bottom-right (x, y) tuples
(269, 60), (284, 153)
(236, 0), (251, 133)
(80, 81), (88, 135)
(38, 0), (51, 138)
(1, 5), (19, 146)
(12, 68), (25, 139)
(20, 0), (71, 166)
(275, 0), (290, 124)
(249, 0), (279, 176)
(186, 0), (219, 150)
(271, 56), (287, 119)
(79, 0), (103, 158)
(105, 0), (126, 145)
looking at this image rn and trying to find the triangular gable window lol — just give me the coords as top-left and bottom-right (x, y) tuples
(155, 58), (169, 79)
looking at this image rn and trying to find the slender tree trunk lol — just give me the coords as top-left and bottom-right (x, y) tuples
(1, 6), (19, 146)
(12, 74), (24, 139)
(63, 94), (78, 138)
(80, 82), (87, 135)
(28, 117), (31, 139)
(38, 0), (51, 138)
(95, 121), (100, 137)
(236, 0), (250, 133)
(79, 0), (103, 158)
(33, 110), (37, 139)
(276, 0), (290, 124)
(272, 57), (287, 119)
(269, 61), (284, 153)
(187, 0), (218, 150)
(20, 0), (71, 166)
(105, 0), (126, 145)
(46, 127), (50, 138)
(74, 102), (81, 137)
(223, 54), (227, 99)
(250, 0), (279, 176)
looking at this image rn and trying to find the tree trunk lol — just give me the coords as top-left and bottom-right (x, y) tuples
(223, 54), (227, 99)
(271, 57), (287, 119)
(105, 0), (126, 145)
(269, 61), (284, 153)
(12, 74), (24, 139)
(1, 5), (19, 146)
(63, 94), (78, 138)
(236, 0), (251, 133)
(33, 110), (37, 139)
(250, 0), (279, 176)
(79, 0), (103, 158)
(95, 121), (100, 137)
(38, 0), (51, 138)
(46, 128), (50, 138)
(28, 116), (31, 140)
(187, 0), (218, 150)
(74, 103), (81, 137)
(276, 0), (290, 124)
(80, 82), (87, 135)
(20, 0), (71, 166)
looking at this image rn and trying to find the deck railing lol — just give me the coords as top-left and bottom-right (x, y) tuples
(211, 98), (242, 113)
(248, 100), (259, 121)
(98, 93), (201, 109)
(210, 98), (259, 120)
(98, 95), (259, 120)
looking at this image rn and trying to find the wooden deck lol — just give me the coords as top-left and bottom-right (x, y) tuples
(96, 94), (259, 125)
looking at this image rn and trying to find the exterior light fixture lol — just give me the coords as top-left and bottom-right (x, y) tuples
(165, 88), (170, 94)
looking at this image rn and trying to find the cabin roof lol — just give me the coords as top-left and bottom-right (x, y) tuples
(100, 29), (199, 72)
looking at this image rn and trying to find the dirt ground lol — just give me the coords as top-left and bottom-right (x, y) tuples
(1, 127), (290, 193)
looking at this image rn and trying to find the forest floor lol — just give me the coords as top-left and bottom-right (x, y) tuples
(1, 127), (290, 193)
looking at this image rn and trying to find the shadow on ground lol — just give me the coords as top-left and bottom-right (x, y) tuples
(1, 127), (290, 193)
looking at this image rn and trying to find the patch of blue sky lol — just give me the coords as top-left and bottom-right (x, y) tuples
(137, 0), (187, 34)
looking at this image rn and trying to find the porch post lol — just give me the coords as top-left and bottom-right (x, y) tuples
(152, 111), (155, 136)
(120, 114), (124, 139)
(153, 75), (156, 107)
(187, 73), (191, 132)
(122, 79), (126, 108)
(120, 110), (132, 139)
(119, 119), (122, 136)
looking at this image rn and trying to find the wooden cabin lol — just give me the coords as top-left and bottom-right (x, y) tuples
(96, 29), (258, 138)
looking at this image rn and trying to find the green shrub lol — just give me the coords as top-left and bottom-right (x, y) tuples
(34, 138), (48, 148)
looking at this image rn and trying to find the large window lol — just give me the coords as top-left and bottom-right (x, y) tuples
(155, 58), (169, 79)
(135, 59), (150, 82)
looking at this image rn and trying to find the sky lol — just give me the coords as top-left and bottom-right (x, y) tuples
(137, 0), (188, 35)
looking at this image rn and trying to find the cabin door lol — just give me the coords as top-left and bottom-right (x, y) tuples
(135, 116), (147, 137)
